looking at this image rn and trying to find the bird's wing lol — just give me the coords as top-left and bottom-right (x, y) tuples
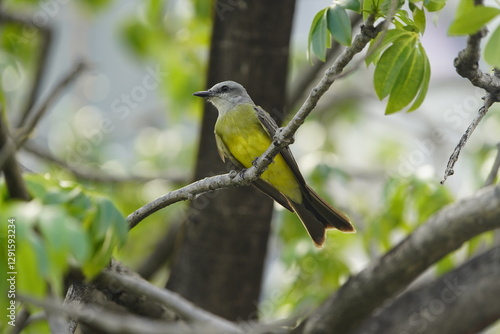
(253, 106), (308, 187)
(215, 111), (294, 212)
(253, 179), (294, 211)
(214, 133), (227, 163)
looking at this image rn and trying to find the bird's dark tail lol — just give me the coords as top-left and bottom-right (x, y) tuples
(289, 185), (354, 247)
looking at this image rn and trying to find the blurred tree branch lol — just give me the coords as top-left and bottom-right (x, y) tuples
(23, 141), (188, 185)
(0, 11), (53, 126)
(299, 184), (500, 334)
(20, 294), (231, 334)
(484, 142), (500, 187)
(0, 109), (30, 200)
(95, 265), (242, 333)
(136, 218), (181, 279)
(15, 61), (87, 148)
(351, 246), (500, 334)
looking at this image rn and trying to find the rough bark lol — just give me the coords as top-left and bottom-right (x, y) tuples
(301, 185), (500, 334)
(166, 0), (296, 321)
(351, 246), (500, 334)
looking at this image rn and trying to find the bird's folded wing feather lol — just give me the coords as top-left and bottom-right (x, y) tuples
(214, 112), (294, 211)
(254, 106), (308, 189)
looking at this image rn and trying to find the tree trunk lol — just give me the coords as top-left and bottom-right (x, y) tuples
(166, 0), (296, 321)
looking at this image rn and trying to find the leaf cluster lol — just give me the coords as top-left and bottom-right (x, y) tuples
(0, 174), (127, 324)
(308, 0), (500, 114)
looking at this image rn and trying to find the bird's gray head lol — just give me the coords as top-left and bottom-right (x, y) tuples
(193, 81), (254, 115)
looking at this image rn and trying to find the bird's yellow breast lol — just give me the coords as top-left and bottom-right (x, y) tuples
(215, 104), (301, 202)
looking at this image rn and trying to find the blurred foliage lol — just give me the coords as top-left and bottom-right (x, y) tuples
(120, 0), (211, 117)
(448, 0), (500, 35)
(365, 176), (454, 253)
(0, 174), (127, 334)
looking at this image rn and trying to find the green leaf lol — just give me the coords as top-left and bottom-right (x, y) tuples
(385, 46), (425, 114)
(327, 4), (352, 46)
(448, 0), (500, 35)
(374, 36), (415, 99)
(336, 0), (361, 12)
(412, 4), (426, 34)
(362, 0), (377, 22)
(379, 0), (405, 16)
(424, 0), (446, 12)
(408, 44), (431, 112)
(308, 8), (329, 62)
(17, 235), (47, 297)
(484, 25), (500, 67)
(366, 29), (414, 65)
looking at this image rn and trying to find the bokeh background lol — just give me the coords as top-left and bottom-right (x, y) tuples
(2, 0), (500, 329)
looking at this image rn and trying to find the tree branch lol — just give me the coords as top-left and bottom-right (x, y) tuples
(0, 12), (54, 127)
(351, 246), (500, 334)
(300, 184), (500, 334)
(19, 294), (231, 334)
(46, 293), (70, 334)
(127, 16), (383, 229)
(484, 142), (500, 187)
(91, 261), (175, 321)
(23, 141), (187, 184)
(63, 280), (94, 333)
(95, 267), (243, 333)
(454, 29), (500, 98)
(15, 61), (87, 148)
(444, 1), (500, 182)
(441, 93), (496, 183)
(0, 109), (31, 200)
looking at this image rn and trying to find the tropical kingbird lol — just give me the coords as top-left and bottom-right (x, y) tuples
(193, 81), (354, 246)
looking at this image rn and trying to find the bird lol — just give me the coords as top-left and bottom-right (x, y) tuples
(193, 81), (354, 247)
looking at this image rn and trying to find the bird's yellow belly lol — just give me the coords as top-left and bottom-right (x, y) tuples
(216, 112), (302, 203)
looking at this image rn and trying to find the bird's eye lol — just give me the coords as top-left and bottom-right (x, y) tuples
(220, 85), (229, 92)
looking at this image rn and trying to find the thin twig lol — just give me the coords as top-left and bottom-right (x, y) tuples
(441, 94), (496, 184)
(15, 61), (87, 148)
(484, 142), (500, 187)
(23, 142), (187, 184)
(0, 12), (54, 127)
(127, 16), (383, 229)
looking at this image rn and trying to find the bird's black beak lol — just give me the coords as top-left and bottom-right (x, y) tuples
(193, 90), (214, 98)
